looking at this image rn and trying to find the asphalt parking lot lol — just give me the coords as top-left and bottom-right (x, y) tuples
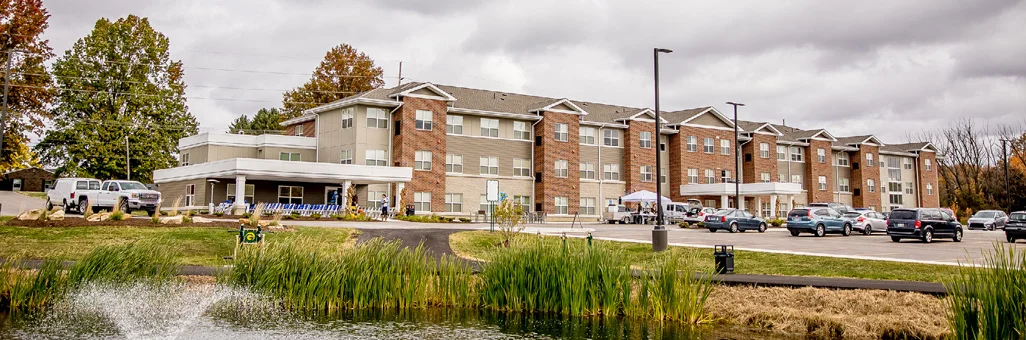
(577, 224), (1019, 265)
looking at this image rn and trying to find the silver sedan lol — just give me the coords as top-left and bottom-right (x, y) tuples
(843, 210), (888, 235)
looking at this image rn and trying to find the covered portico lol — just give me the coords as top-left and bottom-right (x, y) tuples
(153, 158), (412, 213)
(680, 182), (803, 218)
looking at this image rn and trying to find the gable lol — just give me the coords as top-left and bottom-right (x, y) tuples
(689, 112), (732, 129)
(551, 103), (575, 112)
(755, 125), (778, 135)
(411, 87), (440, 97)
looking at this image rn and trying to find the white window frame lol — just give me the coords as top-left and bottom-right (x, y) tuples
(446, 115), (463, 135)
(790, 147), (804, 162)
(603, 129), (620, 147)
(703, 137), (715, 154)
(603, 164), (620, 181)
(688, 168), (699, 184)
(903, 158), (913, 170)
(513, 158), (531, 177)
(639, 131), (652, 148)
(480, 118), (499, 137)
(180, 153), (190, 166)
(514, 121), (531, 140)
(579, 197), (596, 216)
(868, 179), (876, 193)
(415, 151), (432, 171)
(294, 124), (304, 136)
(480, 157), (499, 175)
(445, 193), (462, 213)
(415, 110), (433, 131)
(927, 183), (934, 195)
(579, 127), (596, 145)
(838, 178), (850, 192)
(817, 148), (826, 163)
(367, 108), (388, 129)
(759, 143), (770, 159)
(704, 169), (715, 184)
(791, 175), (803, 189)
(640, 165), (653, 182)
(414, 192), (431, 212)
(579, 162), (595, 180)
(720, 139), (731, 155)
(836, 153), (849, 167)
(185, 184), (195, 206)
(818, 176), (827, 191)
(365, 150), (387, 166)
(554, 196), (569, 215)
(555, 160), (568, 178)
(777, 145), (786, 160)
(226, 183), (254, 204)
(925, 159), (932, 171)
(278, 185), (304, 204)
(446, 154), (463, 173)
(367, 190), (384, 210)
(340, 108), (354, 129)
(905, 182), (914, 195)
(340, 150), (353, 164)
(722, 170), (732, 183)
(687, 136), (698, 152)
(866, 153), (874, 167)
(554, 123), (568, 142)
(513, 195), (531, 212)
(279, 152), (301, 162)
(760, 172), (771, 183)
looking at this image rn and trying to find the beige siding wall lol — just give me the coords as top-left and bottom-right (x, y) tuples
(182, 145), (260, 164)
(777, 160), (808, 189)
(446, 135), (532, 177)
(180, 146), (208, 164)
(444, 176), (533, 215)
(259, 147), (316, 162)
(317, 105), (393, 165)
(451, 115), (532, 141)
(690, 113), (731, 128)
(156, 178), (208, 207)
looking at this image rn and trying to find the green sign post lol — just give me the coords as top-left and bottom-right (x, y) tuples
(233, 224), (265, 259)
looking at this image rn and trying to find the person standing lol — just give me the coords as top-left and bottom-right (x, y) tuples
(380, 194), (389, 221)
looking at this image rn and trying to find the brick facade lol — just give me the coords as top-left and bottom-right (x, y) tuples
(392, 96), (448, 213)
(1, 168), (55, 192)
(624, 120), (657, 193)
(851, 145), (881, 209)
(283, 120), (316, 137)
(742, 134), (778, 184)
(533, 111), (580, 215)
(918, 152), (939, 208)
(805, 140), (834, 203)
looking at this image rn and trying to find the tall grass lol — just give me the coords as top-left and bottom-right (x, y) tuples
(0, 258), (66, 313)
(946, 242), (1025, 339)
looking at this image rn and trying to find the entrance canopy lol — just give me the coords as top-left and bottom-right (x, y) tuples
(153, 158), (412, 185)
(620, 190), (672, 204)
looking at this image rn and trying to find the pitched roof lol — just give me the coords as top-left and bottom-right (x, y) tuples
(834, 135), (873, 145)
(661, 107), (711, 124)
(736, 120), (766, 131)
(881, 142), (934, 153)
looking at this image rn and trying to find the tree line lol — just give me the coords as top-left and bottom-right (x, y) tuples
(0, 0), (384, 182)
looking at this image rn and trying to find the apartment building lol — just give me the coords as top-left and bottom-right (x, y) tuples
(152, 82), (941, 219)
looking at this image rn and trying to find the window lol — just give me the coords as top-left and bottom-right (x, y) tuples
(365, 150), (387, 166)
(279, 152), (301, 161)
(480, 157), (498, 175)
(640, 166), (653, 182)
(341, 108), (353, 129)
(704, 137), (715, 153)
(777, 145), (786, 160)
(639, 131), (652, 148)
(580, 197), (596, 215)
(838, 178), (850, 192)
(603, 129), (620, 147)
(480, 118), (499, 137)
(367, 108), (388, 128)
(760, 143), (770, 158)
(555, 160), (568, 178)
(479, 195), (491, 214)
(414, 192), (431, 212)
(887, 156), (901, 169)
(888, 168), (902, 182)
(761, 202), (772, 217)
(790, 147), (804, 162)
(868, 179), (876, 193)
(779, 173), (786, 182)
(688, 168), (699, 184)
(278, 186), (303, 204)
(603, 164), (620, 181)
(791, 175), (803, 189)
(579, 162), (595, 179)
(836, 153), (849, 166)
(905, 182), (914, 195)
(722, 170), (732, 183)
(554, 196), (569, 215)
(903, 158), (912, 170)
(687, 136), (698, 152)
(415, 110), (432, 130)
(661, 167), (667, 184)
(927, 183), (934, 195)
(818, 176), (827, 190)
(554, 123), (568, 142)
(866, 153), (874, 167)
(579, 127), (596, 145)
(514, 121), (531, 140)
(721, 139), (731, 155)
(925, 159), (932, 171)
(817, 148), (826, 163)
(513, 158), (531, 177)
(415, 151), (432, 170)
(295, 124), (305, 136)
(660, 136), (667, 152)
(340, 150), (353, 164)
(445, 193), (462, 213)
(180, 153), (190, 166)
(367, 190), (384, 209)
(513, 195), (531, 212)
(889, 194), (903, 205)
(184, 184), (195, 206)
(888, 182), (903, 193)
(704, 169), (715, 184)
(760, 172), (771, 183)
(446, 154), (463, 173)
(447, 115), (463, 134)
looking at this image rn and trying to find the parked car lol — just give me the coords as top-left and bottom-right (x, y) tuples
(681, 207), (718, 224)
(603, 204), (632, 224)
(1005, 211), (1026, 243)
(46, 178), (101, 213)
(940, 208), (957, 222)
(786, 207), (852, 237)
(93, 180), (162, 216)
(966, 210), (1008, 231)
(886, 208), (963, 243)
(843, 210), (887, 235)
(704, 209), (767, 233)
(808, 202), (854, 214)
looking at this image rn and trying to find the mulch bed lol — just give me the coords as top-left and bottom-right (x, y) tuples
(6, 217), (241, 228)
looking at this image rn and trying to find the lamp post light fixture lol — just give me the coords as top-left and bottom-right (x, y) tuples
(726, 102), (745, 210)
(999, 138), (1011, 213)
(652, 47), (673, 252)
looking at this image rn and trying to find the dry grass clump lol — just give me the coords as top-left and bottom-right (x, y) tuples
(706, 286), (948, 339)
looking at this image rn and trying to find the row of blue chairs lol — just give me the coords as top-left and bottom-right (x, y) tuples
(213, 202), (346, 216)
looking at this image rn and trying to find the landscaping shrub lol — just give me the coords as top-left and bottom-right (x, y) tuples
(767, 218), (785, 227)
(213, 212), (224, 217)
(678, 222), (690, 228)
(458, 218), (471, 223)
(310, 213), (322, 220)
(946, 242), (1025, 339)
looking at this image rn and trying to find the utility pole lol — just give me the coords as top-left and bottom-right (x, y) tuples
(126, 135), (131, 180)
(1000, 138), (1010, 212)
(726, 102), (745, 210)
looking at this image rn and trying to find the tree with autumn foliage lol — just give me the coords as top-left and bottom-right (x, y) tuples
(35, 15), (197, 183)
(281, 44), (384, 119)
(0, 0), (55, 172)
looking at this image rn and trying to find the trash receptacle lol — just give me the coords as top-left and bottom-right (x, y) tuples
(405, 204), (415, 216)
(714, 245), (734, 274)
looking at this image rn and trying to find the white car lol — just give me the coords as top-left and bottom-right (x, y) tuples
(94, 180), (162, 216)
(46, 178), (102, 213)
(843, 210), (888, 235)
(967, 210), (1008, 231)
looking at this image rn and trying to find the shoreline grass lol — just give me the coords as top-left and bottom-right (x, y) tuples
(450, 231), (961, 282)
(946, 243), (1025, 339)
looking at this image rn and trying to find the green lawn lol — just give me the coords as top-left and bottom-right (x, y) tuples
(0, 223), (357, 266)
(450, 231), (961, 283)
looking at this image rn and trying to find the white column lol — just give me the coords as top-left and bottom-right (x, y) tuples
(756, 196), (763, 217)
(739, 196), (746, 211)
(340, 180), (352, 207)
(395, 182), (405, 210)
(770, 195), (779, 218)
(720, 195), (728, 209)
(233, 175), (247, 215)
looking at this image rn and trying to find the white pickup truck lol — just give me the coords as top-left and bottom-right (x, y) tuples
(92, 180), (162, 216)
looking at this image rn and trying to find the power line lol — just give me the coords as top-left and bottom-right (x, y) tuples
(14, 71), (362, 95)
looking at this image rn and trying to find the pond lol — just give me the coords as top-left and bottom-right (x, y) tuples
(0, 282), (788, 340)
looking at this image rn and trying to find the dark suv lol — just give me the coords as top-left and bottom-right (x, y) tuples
(1005, 211), (1026, 243)
(886, 208), (963, 243)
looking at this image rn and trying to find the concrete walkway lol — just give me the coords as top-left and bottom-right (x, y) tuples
(0, 191), (46, 216)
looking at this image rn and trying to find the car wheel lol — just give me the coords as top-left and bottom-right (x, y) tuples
(815, 224), (825, 237)
(891, 236), (901, 243)
(953, 228), (963, 242)
(789, 230), (800, 237)
(709, 228), (717, 233)
(119, 199), (130, 214)
(78, 199), (89, 214)
(146, 209), (156, 217)
(842, 224), (851, 236)
(864, 226), (872, 236)
(729, 222), (738, 233)
(63, 200), (73, 213)
(988, 225), (994, 231)
(758, 223), (767, 233)
(620, 217), (628, 224)
(46, 200), (54, 211)
(922, 229), (933, 243)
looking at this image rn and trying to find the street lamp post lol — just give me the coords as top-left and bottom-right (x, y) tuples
(652, 47), (672, 252)
(726, 102), (745, 210)
(1000, 138), (1010, 213)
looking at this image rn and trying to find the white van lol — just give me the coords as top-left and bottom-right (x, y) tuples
(46, 178), (102, 213)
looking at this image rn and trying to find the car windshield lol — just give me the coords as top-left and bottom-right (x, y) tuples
(972, 211), (997, 218)
(889, 210), (917, 220)
(788, 209), (809, 217)
(714, 209), (732, 215)
(118, 182), (148, 190)
(1010, 213), (1026, 221)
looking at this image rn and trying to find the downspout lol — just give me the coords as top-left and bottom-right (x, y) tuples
(315, 114), (320, 162)
(531, 116), (543, 211)
(914, 153), (921, 207)
(834, 152), (840, 203)
(597, 126), (603, 209)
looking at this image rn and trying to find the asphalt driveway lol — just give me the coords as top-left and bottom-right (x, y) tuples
(0, 191), (46, 216)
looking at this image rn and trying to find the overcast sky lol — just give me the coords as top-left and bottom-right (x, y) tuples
(42, 0), (1025, 142)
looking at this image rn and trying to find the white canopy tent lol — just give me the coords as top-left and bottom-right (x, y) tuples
(620, 190), (672, 205)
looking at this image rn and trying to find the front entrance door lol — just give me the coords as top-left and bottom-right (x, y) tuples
(325, 186), (340, 205)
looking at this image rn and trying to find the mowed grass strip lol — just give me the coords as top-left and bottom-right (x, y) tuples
(0, 223), (357, 266)
(450, 231), (960, 283)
